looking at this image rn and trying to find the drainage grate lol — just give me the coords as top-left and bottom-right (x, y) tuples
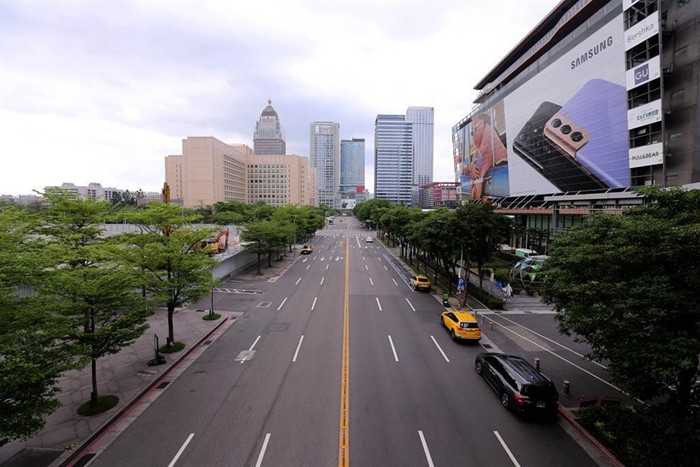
(74, 454), (96, 467)
(482, 344), (492, 349)
(257, 302), (272, 308)
(157, 381), (170, 389)
(203, 340), (213, 345)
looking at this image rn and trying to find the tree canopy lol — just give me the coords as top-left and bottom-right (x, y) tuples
(541, 187), (700, 411)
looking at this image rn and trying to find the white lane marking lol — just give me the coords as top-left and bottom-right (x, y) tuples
(311, 297), (317, 310)
(248, 335), (261, 351)
(320, 277), (325, 285)
(376, 297), (382, 311)
(384, 265), (388, 271)
(489, 314), (607, 369)
(392, 278), (398, 286)
(295, 278), (301, 285)
(378, 257), (382, 261)
(302, 258), (308, 263)
(494, 431), (521, 467)
(430, 336), (450, 362)
(306, 265), (310, 270)
(388, 335), (399, 362)
(365, 265), (368, 270)
(168, 433), (195, 467)
(369, 277), (374, 286)
(277, 297), (288, 310)
(292, 335), (304, 362)
(418, 431), (435, 467)
(362, 256), (365, 261)
(405, 297), (415, 311)
(484, 315), (625, 392)
(326, 264), (329, 270)
(254, 433), (271, 467)
(321, 256), (325, 261)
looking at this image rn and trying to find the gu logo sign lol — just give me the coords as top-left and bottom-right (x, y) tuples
(634, 63), (650, 85)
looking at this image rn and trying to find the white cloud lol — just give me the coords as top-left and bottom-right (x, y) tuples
(0, 0), (558, 196)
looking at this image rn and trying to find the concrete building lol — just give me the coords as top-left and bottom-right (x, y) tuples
(419, 182), (459, 209)
(44, 182), (124, 202)
(340, 138), (365, 207)
(247, 154), (311, 207)
(165, 137), (249, 208)
(310, 121), (341, 208)
(374, 114), (413, 205)
(253, 100), (286, 156)
(166, 136), (313, 208)
(452, 0), (700, 252)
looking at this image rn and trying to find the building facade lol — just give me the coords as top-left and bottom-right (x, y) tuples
(407, 106), (435, 189)
(253, 100), (286, 155)
(374, 114), (414, 205)
(340, 138), (365, 209)
(247, 154), (310, 207)
(310, 121), (341, 209)
(419, 182), (459, 209)
(452, 0), (700, 250)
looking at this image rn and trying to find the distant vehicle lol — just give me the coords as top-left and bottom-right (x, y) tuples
(300, 245), (313, 255)
(365, 236), (373, 243)
(441, 311), (481, 342)
(198, 229), (229, 255)
(515, 248), (538, 258)
(475, 352), (559, 418)
(409, 275), (431, 291)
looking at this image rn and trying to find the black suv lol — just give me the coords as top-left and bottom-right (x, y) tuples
(475, 352), (558, 418)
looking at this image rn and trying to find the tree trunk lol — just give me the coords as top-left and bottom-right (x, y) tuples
(268, 252), (272, 267)
(90, 357), (98, 407)
(460, 263), (471, 308)
(167, 303), (175, 346)
(257, 253), (261, 275)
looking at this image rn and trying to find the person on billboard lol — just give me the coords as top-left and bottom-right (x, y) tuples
(469, 112), (508, 200)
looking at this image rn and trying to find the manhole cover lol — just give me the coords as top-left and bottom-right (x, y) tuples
(266, 322), (290, 332)
(236, 350), (256, 362)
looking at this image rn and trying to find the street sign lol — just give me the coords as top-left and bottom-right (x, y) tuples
(457, 278), (465, 290)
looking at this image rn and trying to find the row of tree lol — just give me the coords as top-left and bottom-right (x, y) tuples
(0, 195), (327, 445)
(356, 189), (700, 413)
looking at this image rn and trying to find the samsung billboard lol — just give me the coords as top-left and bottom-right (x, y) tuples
(454, 14), (633, 200)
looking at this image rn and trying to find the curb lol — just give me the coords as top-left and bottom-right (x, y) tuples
(55, 315), (231, 467)
(558, 406), (625, 467)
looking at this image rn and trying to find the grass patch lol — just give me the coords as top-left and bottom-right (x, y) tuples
(159, 341), (185, 353)
(77, 395), (119, 416)
(202, 313), (221, 321)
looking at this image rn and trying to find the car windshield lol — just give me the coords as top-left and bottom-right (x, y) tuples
(460, 322), (479, 329)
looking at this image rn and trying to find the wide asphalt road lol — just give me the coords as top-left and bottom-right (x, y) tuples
(89, 217), (597, 466)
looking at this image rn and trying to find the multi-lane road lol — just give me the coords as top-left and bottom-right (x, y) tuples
(89, 217), (603, 466)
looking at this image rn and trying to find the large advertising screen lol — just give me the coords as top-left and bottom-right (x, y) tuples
(454, 14), (631, 200)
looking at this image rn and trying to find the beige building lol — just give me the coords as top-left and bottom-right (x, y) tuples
(166, 136), (312, 208)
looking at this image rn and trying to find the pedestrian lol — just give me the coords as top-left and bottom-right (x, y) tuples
(504, 283), (513, 302)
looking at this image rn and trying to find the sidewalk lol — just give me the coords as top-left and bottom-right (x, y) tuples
(0, 309), (234, 467)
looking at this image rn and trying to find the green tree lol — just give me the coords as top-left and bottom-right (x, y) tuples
(0, 207), (78, 444)
(118, 203), (216, 348)
(541, 187), (700, 411)
(38, 194), (149, 407)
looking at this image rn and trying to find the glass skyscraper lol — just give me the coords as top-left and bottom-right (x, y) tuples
(340, 138), (365, 206)
(310, 121), (340, 209)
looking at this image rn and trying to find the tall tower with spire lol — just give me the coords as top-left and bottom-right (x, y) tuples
(253, 99), (286, 155)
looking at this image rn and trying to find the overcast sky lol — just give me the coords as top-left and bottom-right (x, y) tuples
(0, 0), (557, 197)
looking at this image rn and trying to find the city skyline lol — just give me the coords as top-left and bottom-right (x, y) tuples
(0, 0), (558, 196)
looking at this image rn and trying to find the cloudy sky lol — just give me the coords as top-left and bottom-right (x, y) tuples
(0, 0), (557, 196)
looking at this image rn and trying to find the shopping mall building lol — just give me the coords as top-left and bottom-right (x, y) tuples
(453, 0), (699, 250)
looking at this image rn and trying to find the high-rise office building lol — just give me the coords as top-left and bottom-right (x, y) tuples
(374, 114), (414, 205)
(310, 121), (340, 208)
(253, 100), (286, 155)
(406, 106), (434, 189)
(340, 138), (365, 208)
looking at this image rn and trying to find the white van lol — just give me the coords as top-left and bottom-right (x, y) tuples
(515, 248), (538, 258)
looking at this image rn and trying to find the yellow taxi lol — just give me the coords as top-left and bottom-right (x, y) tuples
(441, 311), (481, 342)
(409, 275), (431, 291)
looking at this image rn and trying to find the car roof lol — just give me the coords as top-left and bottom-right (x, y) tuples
(480, 353), (551, 384)
(453, 311), (477, 322)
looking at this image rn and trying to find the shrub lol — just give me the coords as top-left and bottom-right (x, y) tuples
(576, 404), (700, 467)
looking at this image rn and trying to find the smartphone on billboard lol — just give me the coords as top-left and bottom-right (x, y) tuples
(512, 101), (608, 192)
(543, 79), (630, 188)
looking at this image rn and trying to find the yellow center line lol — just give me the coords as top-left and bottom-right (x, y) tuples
(338, 238), (350, 467)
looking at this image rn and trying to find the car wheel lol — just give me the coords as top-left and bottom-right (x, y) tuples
(414, 285), (418, 291)
(501, 392), (510, 409)
(475, 361), (483, 375)
(450, 330), (456, 341)
(441, 317), (445, 328)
